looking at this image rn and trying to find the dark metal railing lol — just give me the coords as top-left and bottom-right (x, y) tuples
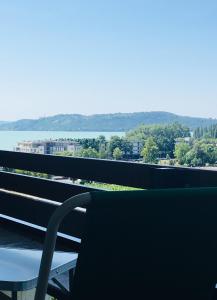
(0, 150), (217, 191)
(0, 150), (217, 248)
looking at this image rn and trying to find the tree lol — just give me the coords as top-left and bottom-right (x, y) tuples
(108, 136), (133, 158)
(174, 142), (191, 165)
(98, 148), (108, 159)
(108, 136), (123, 156)
(194, 124), (217, 139)
(78, 147), (99, 158)
(184, 141), (217, 167)
(141, 137), (159, 164)
(126, 123), (190, 158)
(113, 147), (123, 160)
(97, 135), (108, 158)
(97, 135), (106, 144)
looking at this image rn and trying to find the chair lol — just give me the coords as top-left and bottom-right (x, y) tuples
(35, 188), (217, 300)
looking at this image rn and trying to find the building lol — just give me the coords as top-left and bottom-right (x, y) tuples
(14, 140), (82, 155)
(175, 137), (191, 145)
(132, 141), (143, 156)
(14, 141), (46, 154)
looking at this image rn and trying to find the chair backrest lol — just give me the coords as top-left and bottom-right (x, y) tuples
(71, 187), (217, 300)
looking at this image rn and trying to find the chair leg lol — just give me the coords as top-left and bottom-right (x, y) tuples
(47, 284), (70, 300)
(11, 292), (17, 300)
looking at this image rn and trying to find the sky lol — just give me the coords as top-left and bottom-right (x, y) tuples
(0, 0), (217, 121)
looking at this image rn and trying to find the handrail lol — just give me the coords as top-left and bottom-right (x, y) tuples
(0, 150), (217, 189)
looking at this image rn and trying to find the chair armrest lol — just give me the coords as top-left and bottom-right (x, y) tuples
(35, 192), (91, 300)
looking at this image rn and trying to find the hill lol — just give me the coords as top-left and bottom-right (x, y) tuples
(0, 112), (216, 131)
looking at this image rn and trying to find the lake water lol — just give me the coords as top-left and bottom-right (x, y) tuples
(0, 131), (125, 151)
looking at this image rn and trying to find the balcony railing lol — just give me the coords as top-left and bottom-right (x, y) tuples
(0, 150), (217, 299)
(0, 149), (216, 240)
(0, 149), (216, 206)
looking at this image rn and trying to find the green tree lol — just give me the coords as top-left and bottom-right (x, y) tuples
(184, 141), (217, 167)
(108, 136), (132, 158)
(97, 135), (108, 158)
(141, 137), (159, 164)
(174, 142), (191, 165)
(97, 135), (106, 145)
(193, 124), (217, 139)
(126, 123), (190, 158)
(78, 147), (99, 158)
(113, 147), (123, 160)
(98, 148), (108, 159)
(108, 136), (122, 156)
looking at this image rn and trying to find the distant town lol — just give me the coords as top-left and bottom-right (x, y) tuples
(14, 122), (217, 170)
(15, 140), (83, 156)
(14, 138), (143, 159)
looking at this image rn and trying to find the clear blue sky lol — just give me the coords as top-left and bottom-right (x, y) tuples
(0, 0), (217, 121)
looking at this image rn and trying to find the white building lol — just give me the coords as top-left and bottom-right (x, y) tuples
(14, 141), (46, 154)
(175, 137), (191, 145)
(14, 140), (82, 155)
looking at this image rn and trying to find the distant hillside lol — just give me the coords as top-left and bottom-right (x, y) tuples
(0, 112), (216, 131)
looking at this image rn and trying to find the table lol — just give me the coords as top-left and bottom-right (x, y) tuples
(0, 225), (78, 300)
